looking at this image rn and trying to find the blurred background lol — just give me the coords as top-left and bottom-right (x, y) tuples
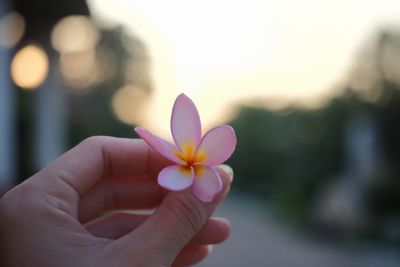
(0, 0), (400, 266)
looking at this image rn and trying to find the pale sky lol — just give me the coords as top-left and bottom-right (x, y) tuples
(87, 0), (400, 136)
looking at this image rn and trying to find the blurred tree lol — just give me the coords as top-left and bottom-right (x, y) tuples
(229, 30), (400, 243)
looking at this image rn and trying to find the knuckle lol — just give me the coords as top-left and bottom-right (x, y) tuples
(79, 136), (113, 175)
(165, 194), (208, 241)
(80, 135), (109, 148)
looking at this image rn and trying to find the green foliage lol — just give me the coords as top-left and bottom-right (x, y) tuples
(228, 93), (367, 221)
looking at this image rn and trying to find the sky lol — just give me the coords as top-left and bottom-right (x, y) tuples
(87, 0), (400, 136)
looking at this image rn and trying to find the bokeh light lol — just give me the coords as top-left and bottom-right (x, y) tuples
(111, 84), (149, 125)
(59, 46), (116, 91)
(51, 15), (99, 54)
(124, 58), (152, 89)
(11, 44), (49, 89)
(59, 50), (97, 90)
(0, 12), (25, 48)
(96, 46), (117, 82)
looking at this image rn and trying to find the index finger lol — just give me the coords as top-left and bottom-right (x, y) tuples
(36, 136), (172, 195)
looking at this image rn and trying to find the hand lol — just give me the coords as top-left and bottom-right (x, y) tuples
(0, 136), (233, 267)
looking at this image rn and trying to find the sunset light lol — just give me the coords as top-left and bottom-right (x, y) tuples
(87, 0), (400, 136)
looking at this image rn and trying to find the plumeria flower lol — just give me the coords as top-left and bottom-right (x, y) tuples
(135, 93), (237, 202)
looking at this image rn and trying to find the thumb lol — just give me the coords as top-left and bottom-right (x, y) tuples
(110, 165), (233, 266)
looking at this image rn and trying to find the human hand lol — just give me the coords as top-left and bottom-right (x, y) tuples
(0, 136), (233, 267)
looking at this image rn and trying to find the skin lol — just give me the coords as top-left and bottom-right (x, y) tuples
(0, 136), (233, 267)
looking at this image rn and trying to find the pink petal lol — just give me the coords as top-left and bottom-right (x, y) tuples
(135, 127), (182, 164)
(198, 125), (237, 166)
(192, 165), (222, 202)
(171, 93), (202, 150)
(158, 165), (194, 190)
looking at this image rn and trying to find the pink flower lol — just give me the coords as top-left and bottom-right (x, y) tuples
(135, 93), (237, 202)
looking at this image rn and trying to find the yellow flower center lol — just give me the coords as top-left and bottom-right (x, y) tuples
(175, 141), (207, 176)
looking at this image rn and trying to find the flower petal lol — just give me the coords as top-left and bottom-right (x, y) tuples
(158, 165), (194, 191)
(198, 125), (237, 166)
(193, 165), (222, 202)
(135, 127), (182, 164)
(171, 93), (202, 150)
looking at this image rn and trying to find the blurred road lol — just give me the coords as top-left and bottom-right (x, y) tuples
(199, 194), (400, 267)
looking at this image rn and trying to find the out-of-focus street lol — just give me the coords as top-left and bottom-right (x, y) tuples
(200, 194), (400, 267)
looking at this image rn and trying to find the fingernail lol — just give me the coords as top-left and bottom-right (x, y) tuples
(213, 217), (230, 225)
(219, 165), (233, 181)
(213, 217), (232, 230)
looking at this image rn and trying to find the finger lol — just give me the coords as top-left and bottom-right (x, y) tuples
(109, 165), (233, 266)
(85, 211), (230, 245)
(172, 245), (212, 267)
(78, 176), (165, 222)
(85, 212), (148, 239)
(35, 137), (172, 196)
(191, 217), (230, 245)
